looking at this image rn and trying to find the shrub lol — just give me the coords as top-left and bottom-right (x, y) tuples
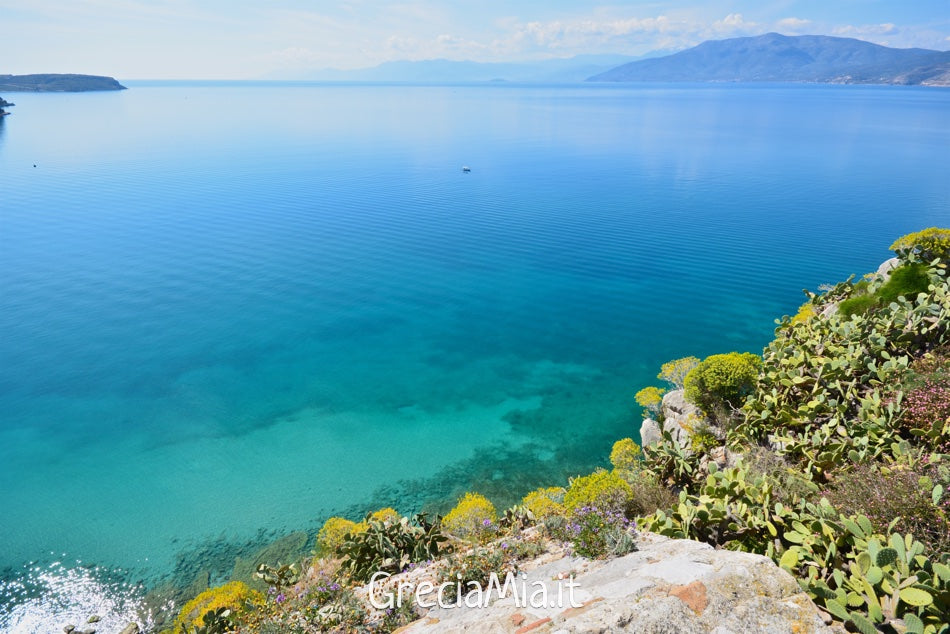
(742, 447), (819, 507)
(898, 380), (950, 454)
(890, 227), (950, 261)
(520, 487), (565, 520)
(442, 492), (497, 541)
(609, 438), (642, 472)
(563, 469), (633, 514)
(337, 513), (447, 582)
(790, 302), (817, 325)
(437, 536), (545, 603)
(837, 293), (878, 318)
(684, 352), (761, 415)
(564, 506), (637, 559)
(316, 517), (360, 555)
(823, 463), (950, 554)
(172, 581), (263, 633)
(876, 263), (931, 304)
(634, 386), (666, 418)
(368, 507), (401, 524)
(684, 418), (720, 454)
(658, 356), (700, 389)
(622, 468), (678, 516)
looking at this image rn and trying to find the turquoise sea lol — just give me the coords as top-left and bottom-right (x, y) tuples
(0, 82), (948, 630)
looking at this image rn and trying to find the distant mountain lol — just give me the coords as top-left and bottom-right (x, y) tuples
(589, 33), (950, 86)
(273, 54), (652, 83)
(0, 74), (126, 92)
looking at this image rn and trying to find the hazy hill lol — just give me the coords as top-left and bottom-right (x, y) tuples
(589, 33), (950, 85)
(0, 74), (126, 92)
(273, 54), (648, 83)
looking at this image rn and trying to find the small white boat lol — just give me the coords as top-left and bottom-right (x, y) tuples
(462, 166), (471, 173)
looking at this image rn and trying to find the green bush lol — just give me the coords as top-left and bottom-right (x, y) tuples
(684, 352), (761, 415)
(337, 513), (447, 582)
(838, 293), (878, 318)
(563, 469), (633, 514)
(877, 263), (931, 304)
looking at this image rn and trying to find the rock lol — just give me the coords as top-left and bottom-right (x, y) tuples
(659, 389), (712, 448)
(398, 533), (840, 634)
(876, 257), (900, 280)
(820, 303), (838, 318)
(118, 624), (141, 634)
(87, 615), (101, 623)
(669, 580), (708, 614)
(63, 627), (75, 634)
(639, 418), (662, 448)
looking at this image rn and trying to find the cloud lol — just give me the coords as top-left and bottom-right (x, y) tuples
(833, 23), (898, 37)
(776, 17), (812, 33)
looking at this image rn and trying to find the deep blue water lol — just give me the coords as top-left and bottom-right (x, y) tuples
(0, 82), (948, 630)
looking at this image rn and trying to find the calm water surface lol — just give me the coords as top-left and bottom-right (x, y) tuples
(0, 82), (947, 630)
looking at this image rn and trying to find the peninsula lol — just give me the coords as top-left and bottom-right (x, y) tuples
(0, 96), (13, 115)
(0, 74), (126, 92)
(589, 33), (950, 86)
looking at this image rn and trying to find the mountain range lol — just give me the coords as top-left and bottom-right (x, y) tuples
(270, 54), (650, 83)
(589, 33), (950, 85)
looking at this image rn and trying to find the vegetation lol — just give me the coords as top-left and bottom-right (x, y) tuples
(634, 386), (666, 418)
(562, 469), (633, 514)
(315, 517), (359, 555)
(441, 492), (497, 542)
(161, 229), (949, 634)
(891, 227), (950, 261)
(562, 506), (637, 559)
(167, 581), (263, 634)
(684, 351), (761, 417)
(658, 356), (700, 389)
(520, 486), (565, 519)
(336, 513), (447, 583)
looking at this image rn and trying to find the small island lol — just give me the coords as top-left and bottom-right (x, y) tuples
(0, 96), (13, 115)
(0, 74), (126, 92)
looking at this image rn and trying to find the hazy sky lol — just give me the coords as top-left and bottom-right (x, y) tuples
(2, 1), (949, 79)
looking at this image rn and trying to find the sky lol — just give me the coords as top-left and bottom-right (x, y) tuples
(2, 1), (949, 79)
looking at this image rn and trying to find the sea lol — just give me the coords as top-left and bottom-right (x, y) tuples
(0, 81), (947, 631)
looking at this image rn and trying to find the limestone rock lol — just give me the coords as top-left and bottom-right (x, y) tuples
(876, 257), (900, 280)
(659, 389), (710, 448)
(399, 533), (840, 634)
(639, 419), (662, 448)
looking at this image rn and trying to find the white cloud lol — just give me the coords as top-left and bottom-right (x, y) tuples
(833, 23), (898, 37)
(777, 17), (812, 32)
